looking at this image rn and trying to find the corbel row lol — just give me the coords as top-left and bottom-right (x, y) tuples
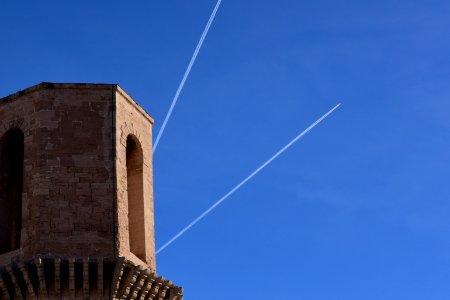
(0, 256), (182, 300)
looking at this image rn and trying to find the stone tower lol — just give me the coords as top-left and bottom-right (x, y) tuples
(0, 83), (182, 299)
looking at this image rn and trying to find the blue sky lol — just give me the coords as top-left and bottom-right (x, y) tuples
(2, 0), (450, 298)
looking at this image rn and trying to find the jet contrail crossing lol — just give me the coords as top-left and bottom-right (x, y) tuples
(153, 0), (223, 154)
(156, 103), (341, 254)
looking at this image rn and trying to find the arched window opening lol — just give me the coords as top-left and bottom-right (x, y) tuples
(0, 128), (24, 255)
(126, 135), (145, 261)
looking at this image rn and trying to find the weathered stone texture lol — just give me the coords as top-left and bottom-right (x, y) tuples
(0, 83), (177, 299)
(0, 83), (115, 262)
(115, 87), (155, 270)
(0, 83), (157, 267)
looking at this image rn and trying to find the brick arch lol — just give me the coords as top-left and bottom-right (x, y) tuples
(0, 118), (30, 138)
(119, 122), (151, 164)
(118, 122), (148, 263)
(119, 122), (144, 149)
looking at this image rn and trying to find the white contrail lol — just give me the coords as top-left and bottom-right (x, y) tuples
(156, 103), (341, 254)
(153, 0), (223, 154)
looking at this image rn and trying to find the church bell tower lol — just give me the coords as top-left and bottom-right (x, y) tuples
(0, 83), (182, 299)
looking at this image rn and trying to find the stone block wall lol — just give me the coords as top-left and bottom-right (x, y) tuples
(0, 83), (115, 264)
(0, 83), (156, 271)
(115, 87), (155, 271)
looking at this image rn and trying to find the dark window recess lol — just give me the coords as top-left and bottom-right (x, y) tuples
(126, 135), (145, 261)
(0, 128), (24, 254)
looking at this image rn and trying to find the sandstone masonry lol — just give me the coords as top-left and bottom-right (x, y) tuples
(0, 83), (182, 299)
